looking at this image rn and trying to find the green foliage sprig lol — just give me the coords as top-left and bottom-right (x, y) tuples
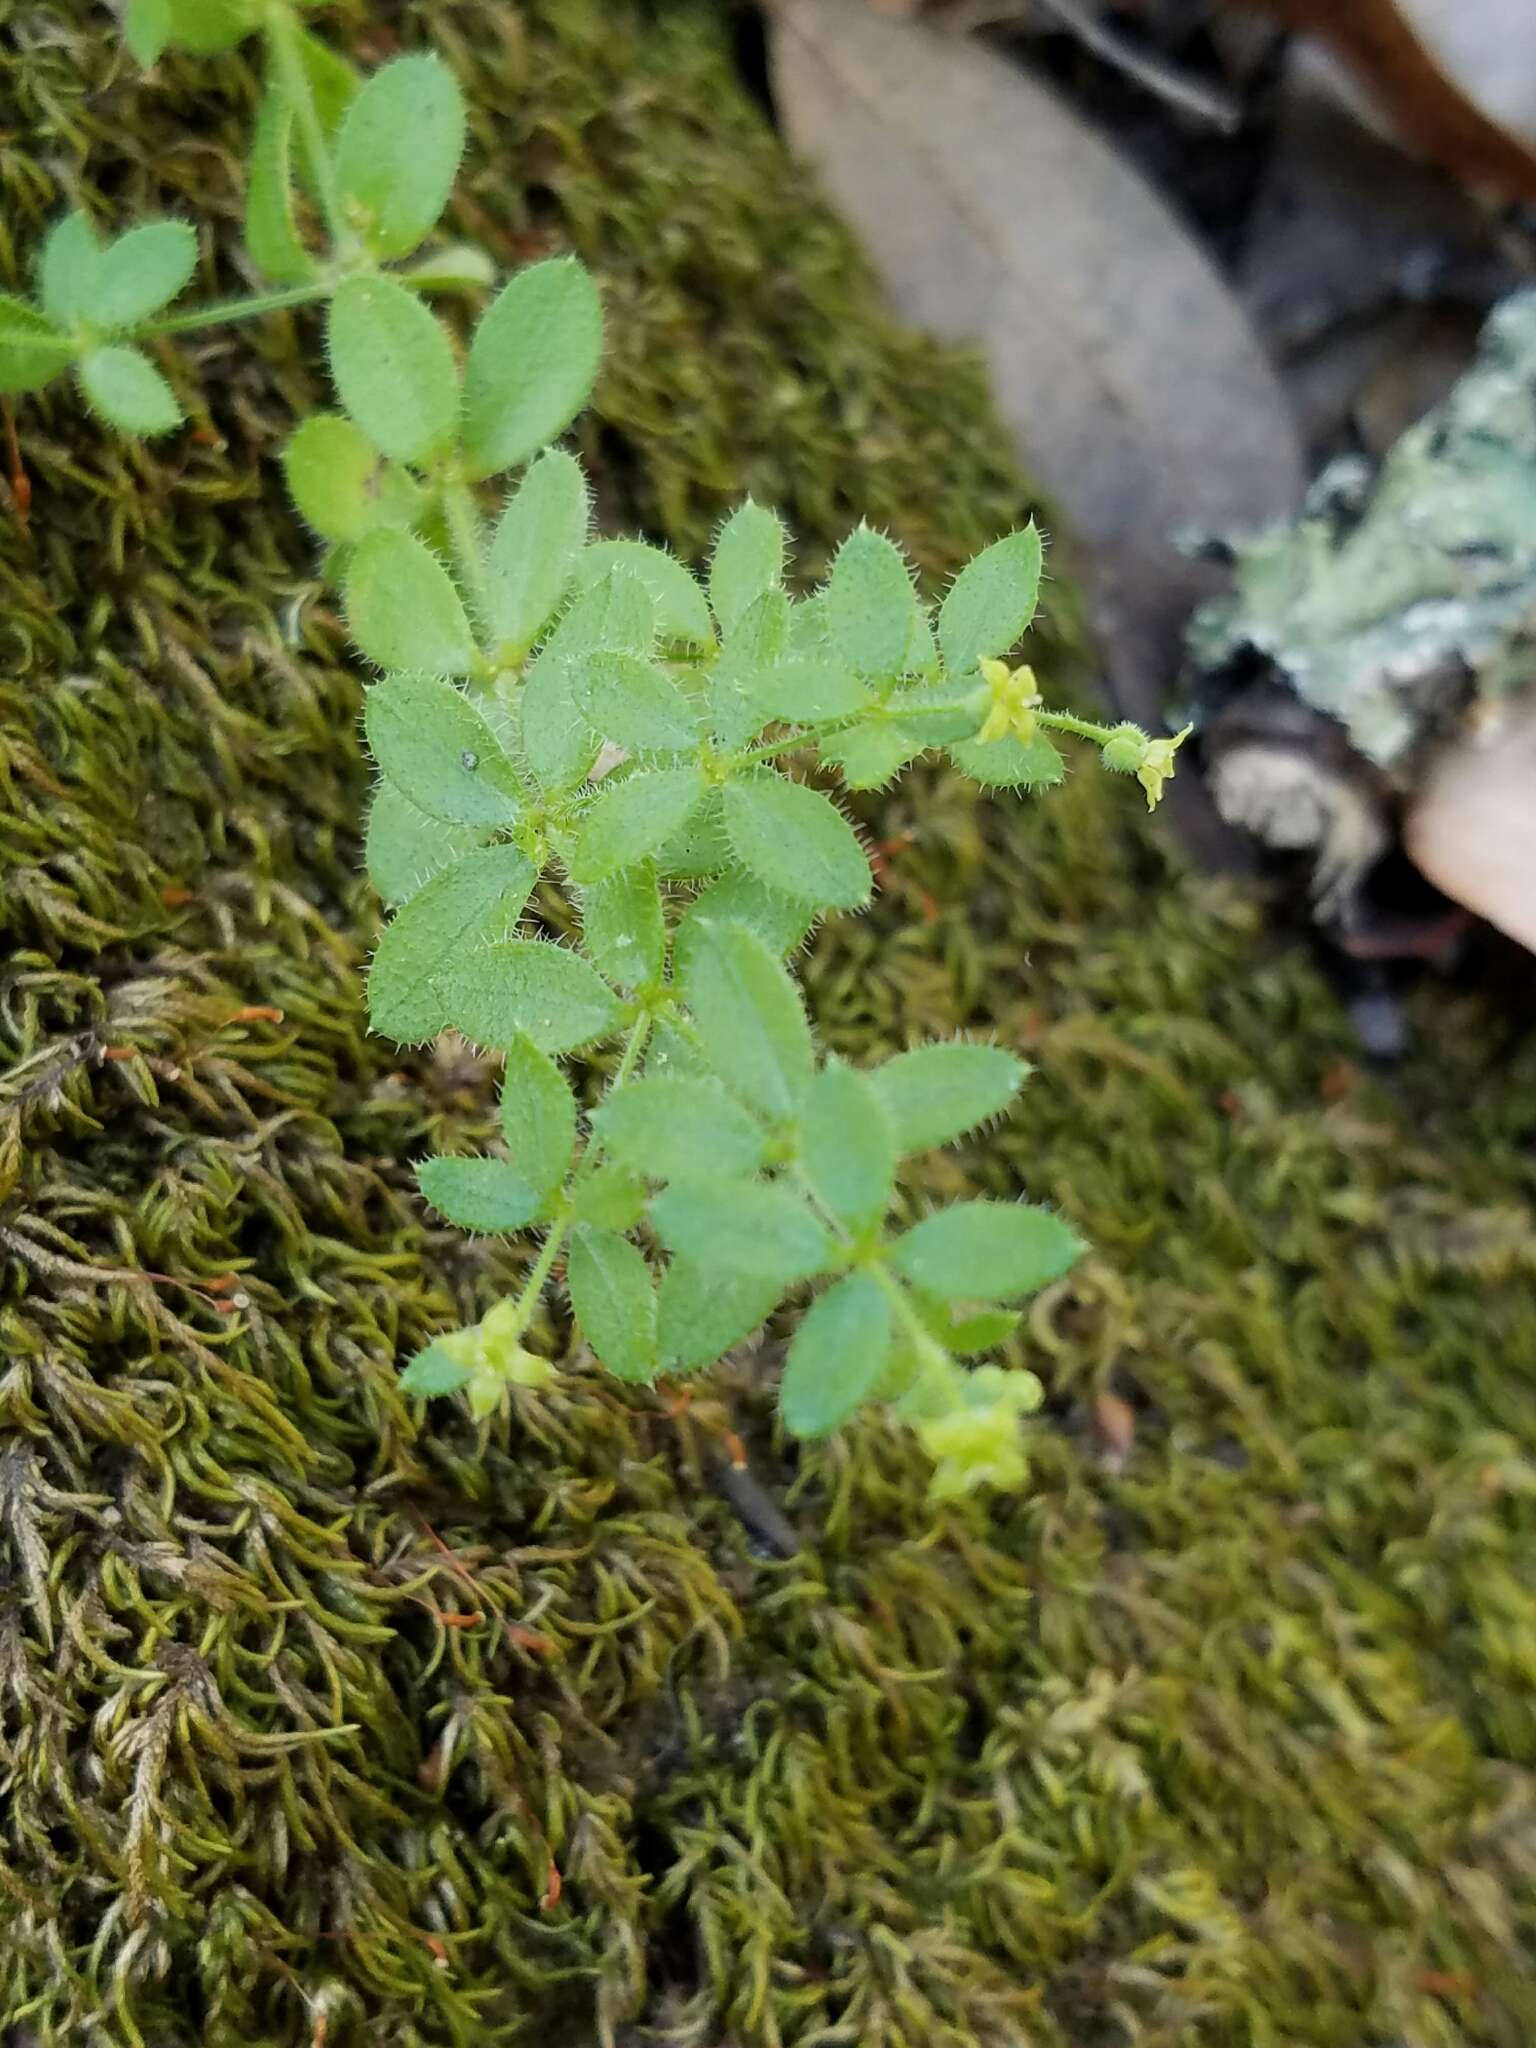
(0, 0), (1191, 1499)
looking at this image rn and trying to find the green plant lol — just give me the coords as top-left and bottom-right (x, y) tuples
(0, 0), (1189, 1498)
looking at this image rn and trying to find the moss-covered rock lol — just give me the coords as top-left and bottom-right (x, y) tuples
(2, 3), (1534, 2044)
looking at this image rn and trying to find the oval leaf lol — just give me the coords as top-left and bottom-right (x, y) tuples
(87, 221), (197, 330)
(575, 540), (712, 649)
(887, 1201), (1084, 1302)
(657, 1257), (786, 1374)
(78, 345), (181, 436)
(568, 766), (706, 885)
(435, 938), (620, 1053)
(38, 213), (101, 327)
(487, 448), (590, 657)
(825, 524), (926, 680)
(461, 256), (603, 480)
(334, 54), (465, 260)
(779, 1271), (890, 1438)
(567, 1226), (657, 1383)
(676, 871), (816, 964)
(949, 732), (1064, 790)
(649, 1181), (829, 1283)
(500, 1032), (576, 1205)
(938, 524), (1043, 675)
(575, 650), (698, 755)
(870, 1041), (1028, 1155)
(749, 658), (869, 727)
(722, 770), (871, 911)
(328, 273), (457, 465)
(346, 528), (474, 674)
(593, 1077), (766, 1185)
(417, 1156), (540, 1233)
(579, 865), (664, 991)
(681, 919), (813, 1120)
(368, 842), (535, 1042)
(709, 500), (785, 638)
(245, 79), (313, 284)
(800, 1060), (895, 1234)
(365, 783), (489, 906)
(364, 675), (520, 827)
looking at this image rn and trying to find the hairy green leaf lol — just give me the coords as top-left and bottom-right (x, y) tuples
(284, 413), (421, 542)
(159, 0), (258, 53)
(417, 1155), (541, 1232)
(888, 1202), (1083, 1302)
(574, 540), (712, 649)
(365, 783), (489, 906)
(435, 938), (620, 1054)
(38, 213), (100, 326)
(779, 1271), (889, 1438)
(723, 770), (870, 911)
(676, 872), (815, 962)
(949, 731), (1065, 789)
(593, 1078), (765, 1185)
(518, 663), (600, 794)
(487, 448), (589, 657)
(78, 345), (181, 435)
(245, 77), (313, 283)
(334, 54), (465, 260)
(500, 1033), (576, 1204)
(536, 566), (654, 667)
(399, 1343), (472, 1396)
(123, 0), (172, 64)
(575, 651), (698, 755)
(328, 274), (457, 465)
(824, 721), (921, 791)
(709, 500), (785, 639)
(368, 842), (535, 1042)
(0, 293), (70, 395)
(681, 920), (813, 1121)
(652, 789), (730, 879)
(911, 1294), (1021, 1357)
(567, 1226), (656, 1382)
(461, 257), (603, 479)
(364, 675), (521, 826)
(748, 659), (869, 728)
(579, 865), (664, 990)
(938, 524), (1043, 676)
(825, 525), (928, 681)
(709, 588), (791, 747)
(800, 1060), (895, 1234)
(85, 221), (197, 331)
(657, 1258), (784, 1375)
(650, 1181), (829, 1283)
(346, 529), (474, 674)
(870, 1041), (1028, 1154)
(570, 1161), (647, 1232)
(568, 766), (706, 885)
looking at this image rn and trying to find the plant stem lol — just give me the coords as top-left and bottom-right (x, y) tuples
(140, 279), (334, 338)
(1037, 709), (1123, 747)
(267, 7), (351, 254)
(442, 479), (491, 631)
(502, 1220), (570, 1344)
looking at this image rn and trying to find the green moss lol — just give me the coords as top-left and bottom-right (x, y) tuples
(1, 3), (1534, 2043)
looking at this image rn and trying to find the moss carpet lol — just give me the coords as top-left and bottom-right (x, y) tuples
(1, 3), (1534, 2042)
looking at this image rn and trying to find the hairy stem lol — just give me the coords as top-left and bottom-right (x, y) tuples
(1037, 709), (1122, 746)
(267, 9), (351, 254)
(442, 479), (491, 630)
(141, 279), (334, 338)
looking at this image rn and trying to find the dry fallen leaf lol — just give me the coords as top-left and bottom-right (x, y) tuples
(770, 0), (1302, 769)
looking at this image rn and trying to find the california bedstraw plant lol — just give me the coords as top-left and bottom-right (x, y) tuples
(0, 0), (1191, 1499)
